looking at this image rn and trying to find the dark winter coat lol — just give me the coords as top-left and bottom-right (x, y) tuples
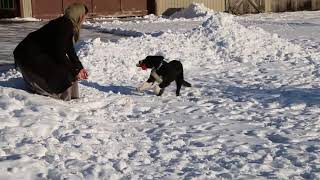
(13, 16), (83, 94)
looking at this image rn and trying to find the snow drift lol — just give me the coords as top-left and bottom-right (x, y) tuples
(80, 11), (304, 86)
(170, 3), (214, 19)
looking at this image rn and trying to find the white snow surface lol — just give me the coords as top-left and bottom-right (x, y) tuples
(0, 17), (41, 22)
(1, 4), (320, 179)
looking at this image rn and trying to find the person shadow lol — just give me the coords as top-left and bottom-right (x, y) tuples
(0, 76), (151, 96)
(4, 74), (320, 105)
(0, 77), (27, 91)
(80, 80), (144, 95)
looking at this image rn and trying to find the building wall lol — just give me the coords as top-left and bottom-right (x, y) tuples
(1, 0), (148, 19)
(265, 0), (320, 12)
(312, 0), (320, 9)
(20, 0), (32, 17)
(154, 0), (320, 16)
(31, 0), (63, 18)
(155, 0), (226, 16)
(2, 0), (320, 18)
(0, 0), (19, 17)
(264, 0), (272, 12)
(227, 0), (265, 14)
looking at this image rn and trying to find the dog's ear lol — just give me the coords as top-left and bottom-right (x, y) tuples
(146, 56), (164, 61)
(145, 56), (153, 61)
(155, 56), (164, 60)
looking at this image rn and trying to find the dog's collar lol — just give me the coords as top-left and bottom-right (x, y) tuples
(154, 60), (164, 71)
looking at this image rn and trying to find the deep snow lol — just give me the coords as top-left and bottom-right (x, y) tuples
(0, 4), (320, 179)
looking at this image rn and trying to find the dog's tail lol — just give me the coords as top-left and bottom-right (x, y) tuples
(182, 80), (191, 87)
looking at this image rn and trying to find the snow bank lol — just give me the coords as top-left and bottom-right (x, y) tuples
(170, 3), (214, 19)
(81, 12), (303, 85)
(0, 17), (41, 22)
(191, 14), (302, 63)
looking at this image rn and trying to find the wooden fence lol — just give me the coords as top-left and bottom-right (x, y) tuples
(155, 0), (226, 16)
(155, 0), (320, 16)
(227, 0), (320, 14)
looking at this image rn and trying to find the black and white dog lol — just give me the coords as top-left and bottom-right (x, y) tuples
(136, 56), (191, 96)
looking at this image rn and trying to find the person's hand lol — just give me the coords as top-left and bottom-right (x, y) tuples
(76, 69), (89, 80)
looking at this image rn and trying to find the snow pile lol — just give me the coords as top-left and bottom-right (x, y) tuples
(82, 3), (215, 37)
(191, 14), (302, 63)
(77, 12), (310, 100)
(81, 12), (304, 80)
(84, 3), (304, 66)
(170, 3), (214, 19)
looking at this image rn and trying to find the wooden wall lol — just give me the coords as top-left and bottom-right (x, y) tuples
(265, 0), (320, 12)
(155, 0), (320, 16)
(227, 0), (265, 14)
(227, 0), (320, 14)
(155, 0), (226, 16)
(20, 0), (32, 17)
(1, 0), (149, 18)
(312, 0), (320, 9)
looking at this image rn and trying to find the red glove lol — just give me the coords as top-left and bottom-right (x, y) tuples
(76, 69), (89, 80)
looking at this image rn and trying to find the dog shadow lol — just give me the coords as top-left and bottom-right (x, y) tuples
(81, 81), (146, 95)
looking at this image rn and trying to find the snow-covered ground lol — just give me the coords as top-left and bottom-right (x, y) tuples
(0, 17), (41, 22)
(1, 4), (320, 179)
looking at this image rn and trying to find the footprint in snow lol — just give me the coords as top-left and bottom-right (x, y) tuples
(133, 106), (151, 114)
(267, 133), (290, 144)
(183, 106), (200, 114)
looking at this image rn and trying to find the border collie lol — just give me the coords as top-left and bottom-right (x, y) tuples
(136, 56), (191, 96)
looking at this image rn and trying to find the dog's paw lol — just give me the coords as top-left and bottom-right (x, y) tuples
(137, 82), (153, 92)
(157, 88), (165, 96)
(153, 85), (161, 94)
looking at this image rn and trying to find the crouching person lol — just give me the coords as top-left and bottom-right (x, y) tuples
(13, 3), (89, 101)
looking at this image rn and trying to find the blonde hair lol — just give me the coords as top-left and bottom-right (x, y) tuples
(64, 3), (88, 42)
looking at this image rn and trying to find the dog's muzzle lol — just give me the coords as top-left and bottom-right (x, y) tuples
(137, 61), (147, 70)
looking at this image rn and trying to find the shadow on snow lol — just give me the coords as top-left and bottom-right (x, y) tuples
(80, 80), (145, 95)
(1, 75), (320, 105)
(222, 85), (320, 107)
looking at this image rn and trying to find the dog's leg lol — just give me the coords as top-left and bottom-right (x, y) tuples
(155, 80), (171, 96)
(137, 81), (153, 92)
(159, 81), (171, 89)
(154, 85), (165, 96)
(179, 64), (192, 87)
(153, 85), (161, 95)
(158, 88), (165, 96)
(175, 77), (183, 96)
(151, 70), (162, 83)
(147, 75), (156, 83)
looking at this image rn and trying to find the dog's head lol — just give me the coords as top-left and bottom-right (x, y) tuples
(136, 56), (165, 70)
